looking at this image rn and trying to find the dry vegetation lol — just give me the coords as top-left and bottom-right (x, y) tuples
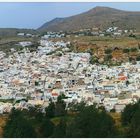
(0, 36), (39, 45)
(51, 35), (140, 65)
(0, 115), (8, 137)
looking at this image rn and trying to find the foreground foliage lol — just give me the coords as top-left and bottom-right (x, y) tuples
(3, 98), (140, 138)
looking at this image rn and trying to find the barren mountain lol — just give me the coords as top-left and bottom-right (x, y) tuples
(38, 6), (140, 32)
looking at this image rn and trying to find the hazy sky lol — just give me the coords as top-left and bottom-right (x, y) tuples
(0, 2), (139, 29)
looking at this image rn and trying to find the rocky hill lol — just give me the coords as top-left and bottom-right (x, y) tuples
(38, 6), (140, 32)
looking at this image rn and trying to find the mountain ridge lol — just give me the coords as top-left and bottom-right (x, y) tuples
(38, 6), (140, 32)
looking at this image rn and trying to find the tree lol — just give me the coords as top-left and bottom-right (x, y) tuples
(45, 101), (55, 118)
(130, 48), (137, 52)
(40, 118), (54, 138)
(105, 54), (112, 61)
(57, 94), (66, 101)
(126, 80), (130, 87)
(45, 95), (67, 118)
(55, 95), (67, 117)
(121, 101), (140, 137)
(3, 109), (36, 138)
(87, 48), (94, 55)
(28, 106), (42, 118)
(123, 48), (130, 53)
(138, 43), (140, 49)
(66, 105), (117, 138)
(129, 57), (135, 62)
(129, 34), (136, 38)
(68, 101), (86, 112)
(121, 102), (139, 126)
(105, 49), (112, 54)
(35, 81), (39, 86)
(136, 56), (140, 61)
(36, 111), (44, 122)
(52, 118), (66, 138)
(89, 56), (99, 64)
(128, 110), (140, 137)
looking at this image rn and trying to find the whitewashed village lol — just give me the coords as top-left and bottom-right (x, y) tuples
(0, 29), (140, 115)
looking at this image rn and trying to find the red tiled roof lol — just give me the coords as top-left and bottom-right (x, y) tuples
(52, 93), (58, 96)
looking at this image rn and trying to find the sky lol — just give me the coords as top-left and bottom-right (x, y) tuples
(0, 2), (140, 29)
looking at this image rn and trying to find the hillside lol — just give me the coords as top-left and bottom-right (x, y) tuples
(0, 28), (37, 37)
(38, 6), (140, 32)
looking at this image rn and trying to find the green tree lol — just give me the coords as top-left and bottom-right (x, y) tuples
(68, 101), (86, 112)
(123, 48), (130, 53)
(89, 56), (99, 64)
(28, 106), (42, 118)
(66, 105), (117, 138)
(121, 101), (140, 137)
(128, 110), (140, 137)
(130, 48), (137, 52)
(129, 34), (136, 38)
(87, 48), (94, 55)
(121, 103), (139, 126)
(55, 95), (67, 117)
(40, 118), (54, 138)
(129, 57), (135, 62)
(46, 95), (66, 118)
(3, 109), (36, 138)
(52, 118), (66, 137)
(35, 81), (39, 86)
(45, 101), (55, 118)
(136, 56), (140, 61)
(105, 54), (112, 61)
(105, 49), (112, 54)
